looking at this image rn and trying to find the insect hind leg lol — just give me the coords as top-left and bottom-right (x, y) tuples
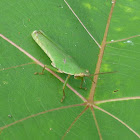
(34, 65), (46, 75)
(34, 64), (58, 75)
(61, 74), (71, 102)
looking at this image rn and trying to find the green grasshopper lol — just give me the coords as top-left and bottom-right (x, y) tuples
(31, 30), (114, 102)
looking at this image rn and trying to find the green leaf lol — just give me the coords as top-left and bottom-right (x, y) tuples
(0, 0), (140, 140)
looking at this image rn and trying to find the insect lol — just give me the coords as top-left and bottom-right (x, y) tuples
(32, 30), (91, 102)
(31, 30), (114, 102)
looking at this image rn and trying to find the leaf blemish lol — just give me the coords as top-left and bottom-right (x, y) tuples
(113, 89), (119, 93)
(64, 58), (66, 64)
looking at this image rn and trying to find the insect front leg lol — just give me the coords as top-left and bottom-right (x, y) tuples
(74, 76), (87, 90)
(61, 74), (71, 102)
(80, 77), (87, 90)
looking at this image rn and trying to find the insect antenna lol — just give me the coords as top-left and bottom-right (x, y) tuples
(89, 71), (118, 77)
(87, 76), (95, 83)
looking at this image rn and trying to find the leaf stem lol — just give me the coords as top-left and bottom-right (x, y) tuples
(91, 106), (103, 140)
(95, 96), (140, 104)
(88, 0), (116, 102)
(93, 104), (140, 139)
(0, 103), (86, 131)
(106, 34), (140, 44)
(61, 105), (89, 140)
(64, 0), (101, 48)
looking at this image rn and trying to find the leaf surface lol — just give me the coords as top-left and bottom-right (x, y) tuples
(0, 0), (140, 140)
